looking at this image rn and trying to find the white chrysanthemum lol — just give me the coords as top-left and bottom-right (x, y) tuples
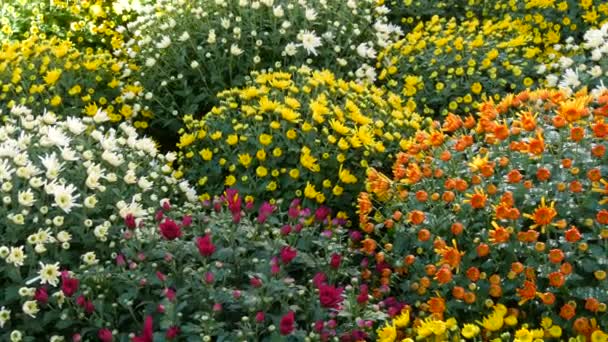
(10, 105), (32, 116)
(81, 252), (99, 266)
(101, 150), (124, 167)
(0, 307), (10, 328)
(41, 127), (71, 147)
(39, 153), (64, 179)
(84, 195), (98, 208)
(583, 28), (605, 49)
(298, 30), (322, 56)
(0, 159), (15, 180)
(17, 189), (35, 207)
(22, 300), (39, 318)
(546, 74), (559, 87)
(51, 183), (82, 213)
(305, 8), (317, 21)
(39, 262), (60, 286)
(93, 108), (110, 123)
(59, 147), (78, 161)
(156, 35), (172, 49)
(6, 246), (26, 267)
(56, 231), (72, 243)
(178, 31), (190, 42)
(65, 117), (86, 135)
(558, 56), (574, 69)
(230, 44), (244, 56)
(559, 69), (581, 89)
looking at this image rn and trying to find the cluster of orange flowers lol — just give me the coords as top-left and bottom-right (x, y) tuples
(358, 88), (608, 338)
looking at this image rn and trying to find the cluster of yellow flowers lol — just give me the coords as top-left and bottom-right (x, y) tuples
(174, 67), (426, 212)
(381, 0), (608, 46)
(377, 305), (607, 341)
(1, 0), (129, 51)
(0, 34), (149, 127)
(377, 15), (553, 117)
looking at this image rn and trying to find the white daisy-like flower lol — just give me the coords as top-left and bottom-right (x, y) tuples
(583, 28), (605, 49)
(10, 105), (32, 116)
(0, 159), (15, 180)
(51, 182), (82, 213)
(559, 68), (581, 89)
(145, 58), (156, 67)
(41, 127), (71, 147)
(39, 153), (64, 179)
(156, 35), (172, 49)
(65, 117), (86, 135)
(178, 31), (190, 42)
(56, 231), (72, 243)
(305, 8), (317, 21)
(81, 252), (99, 266)
(93, 108), (110, 123)
(17, 189), (35, 207)
(6, 246), (26, 267)
(284, 42), (298, 56)
(22, 300), (39, 318)
(0, 306), (10, 328)
(273, 5), (284, 17)
(230, 44), (244, 56)
(298, 30), (322, 56)
(84, 195), (98, 208)
(38, 262), (60, 286)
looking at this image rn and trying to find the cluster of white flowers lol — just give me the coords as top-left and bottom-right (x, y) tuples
(116, 0), (403, 124)
(540, 23), (608, 96)
(0, 105), (198, 326)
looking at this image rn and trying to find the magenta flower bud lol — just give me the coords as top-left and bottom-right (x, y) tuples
(138, 252), (146, 261)
(204, 272), (214, 284)
(294, 223), (303, 233)
(181, 215), (193, 227)
(327, 319), (337, 329)
(164, 253), (173, 262)
(125, 214), (137, 229)
(250, 277), (262, 288)
(232, 290), (241, 299)
(280, 225), (292, 236)
(72, 333), (82, 342)
(255, 311), (265, 323)
(314, 320), (324, 332)
(212, 303), (222, 312)
(271, 264), (280, 275)
(157, 304), (165, 313)
(116, 254), (126, 266)
(155, 209), (164, 221)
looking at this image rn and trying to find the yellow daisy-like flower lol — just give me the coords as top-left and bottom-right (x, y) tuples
(43, 69), (62, 86)
(259, 133), (272, 146)
(377, 322), (397, 342)
(461, 324), (480, 339)
(393, 310), (410, 328)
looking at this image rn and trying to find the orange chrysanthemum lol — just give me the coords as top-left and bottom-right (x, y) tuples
(523, 197), (557, 232)
(488, 221), (511, 244)
(463, 187), (487, 209)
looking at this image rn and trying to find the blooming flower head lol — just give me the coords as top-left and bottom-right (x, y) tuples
(298, 30), (322, 56)
(39, 262), (60, 287)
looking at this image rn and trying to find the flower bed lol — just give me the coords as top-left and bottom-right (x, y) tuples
(121, 0), (403, 132)
(377, 15), (545, 117)
(0, 34), (148, 127)
(359, 89), (608, 339)
(175, 67), (425, 214)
